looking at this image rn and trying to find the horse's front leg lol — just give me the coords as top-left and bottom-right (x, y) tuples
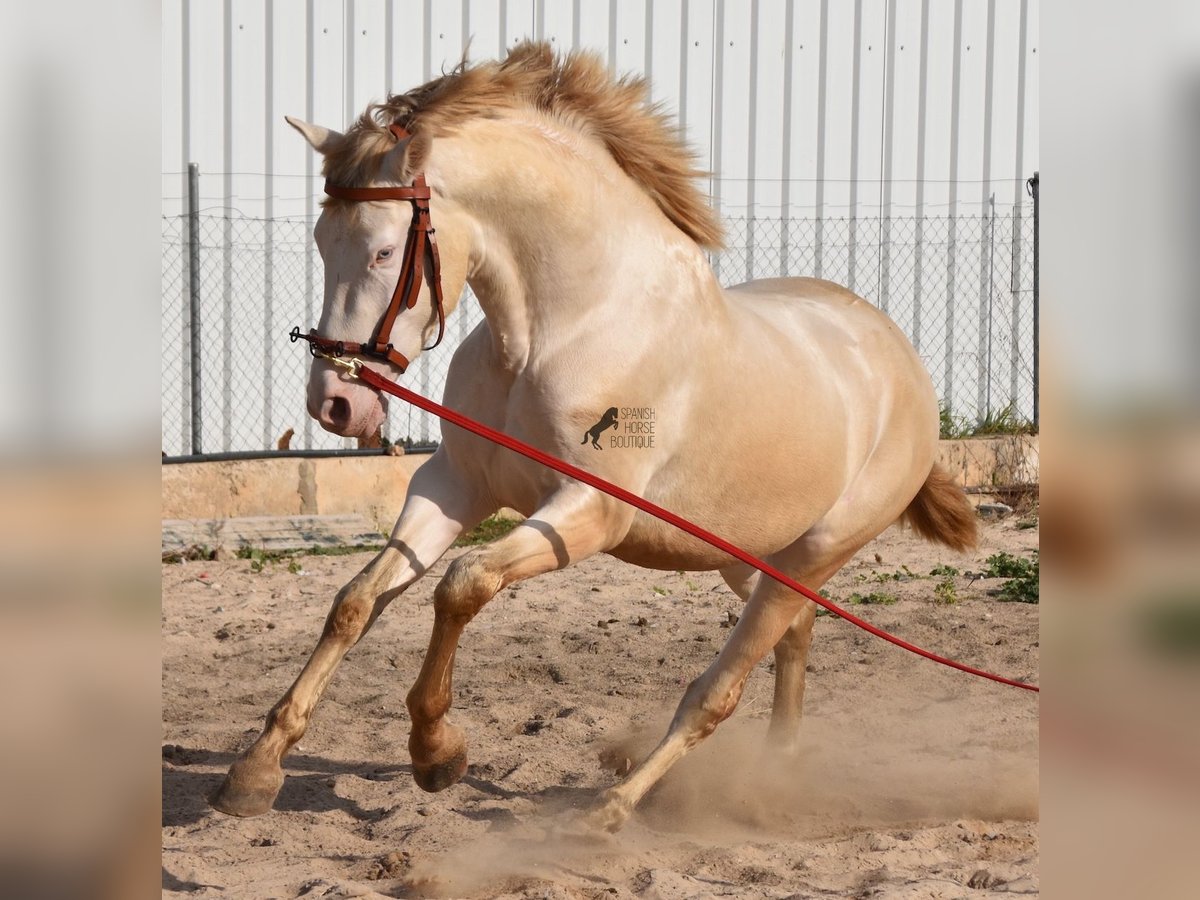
(405, 486), (628, 792)
(210, 455), (490, 817)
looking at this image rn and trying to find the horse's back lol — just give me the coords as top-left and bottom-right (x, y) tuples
(724, 277), (887, 328)
(726, 276), (862, 305)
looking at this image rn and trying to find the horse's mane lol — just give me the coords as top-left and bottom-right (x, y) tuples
(324, 41), (723, 250)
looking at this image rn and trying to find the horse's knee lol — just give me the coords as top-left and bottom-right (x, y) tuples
(434, 551), (502, 623)
(324, 582), (374, 643)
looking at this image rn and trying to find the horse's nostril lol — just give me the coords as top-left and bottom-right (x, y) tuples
(329, 396), (351, 427)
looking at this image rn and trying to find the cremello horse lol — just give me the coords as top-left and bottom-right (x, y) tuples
(211, 43), (976, 832)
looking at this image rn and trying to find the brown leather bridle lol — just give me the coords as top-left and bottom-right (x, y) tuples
(290, 124), (445, 373)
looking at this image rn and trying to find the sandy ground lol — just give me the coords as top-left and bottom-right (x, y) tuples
(162, 516), (1039, 898)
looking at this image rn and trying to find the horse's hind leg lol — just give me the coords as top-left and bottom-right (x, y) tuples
(721, 562), (816, 753)
(406, 486), (628, 792)
(766, 603), (818, 753)
(589, 543), (855, 833)
(210, 456), (488, 817)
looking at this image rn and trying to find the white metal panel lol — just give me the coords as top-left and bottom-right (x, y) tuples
(954, 0), (989, 213)
(748, 0), (787, 278)
(612, 0), (647, 75)
(166, 0), (1041, 221)
(387, 0), (427, 91)
(348, 0), (387, 115)
(644, 0), (683, 110)
(819, 0), (855, 210)
(919, 0), (956, 213)
(786, 0), (824, 218)
(574, 0), (612, 61)
(270, 3), (311, 219)
(887, 0), (924, 212)
(538, 0), (575, 51)
(429, 0), (467, 75)
(230, 0), (268, 218)
(465, 0), (503, 62)
(185, 0), (227, 207)
(714, 0), (753, 214)
(1021, 0), (1038, 190)
(680, 0), (716, 180)
(503, 0), (536, 54)
(853, 1), (887, 212)
(162, 0), (184, 218)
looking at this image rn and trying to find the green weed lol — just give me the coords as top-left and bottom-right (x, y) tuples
(986, 551), (1039, 603)
(453, 515), (521, 547)
(940, 400), (1036, 439)
(848, 591), (898, 606)
(984, 552), (1036, 579)
(934, 578), (959, 605)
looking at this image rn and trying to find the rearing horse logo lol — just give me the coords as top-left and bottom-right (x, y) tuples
(582, 407), (619, 449)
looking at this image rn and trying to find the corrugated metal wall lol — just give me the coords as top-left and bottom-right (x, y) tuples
(162, 0), (1038, 454)
(163, 0), (1037, 219)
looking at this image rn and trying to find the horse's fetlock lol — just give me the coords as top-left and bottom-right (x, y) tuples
(266, 701), (305, 742)
(406, 688), (449, 726)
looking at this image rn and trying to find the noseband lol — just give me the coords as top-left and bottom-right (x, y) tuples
(289, 124), (445, 373)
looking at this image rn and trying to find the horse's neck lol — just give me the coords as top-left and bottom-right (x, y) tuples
(448, 130), (724, 371)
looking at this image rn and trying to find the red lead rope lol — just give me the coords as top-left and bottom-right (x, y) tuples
(354, 364), (1039, 694)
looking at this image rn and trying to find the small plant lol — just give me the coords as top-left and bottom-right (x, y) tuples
(287, 559), (303, 575)
(867, 566), (918, 584)
(970, 401), (1036, 437)
(940, 399), (1037, 439)
(453, 515), (521, 547)
(306, 543), (386, 557)
(849, 591), (898, 606)
(934, 578), (959, 605)
(985, 551), (1039, 603)
(984, 552), (1036, 579)
(940, 401), (971, 439)
(162, 544), (214, 564)
(652, 586), (668, 596)
(930, 564), (959, 577)
(997, 569), (1039, 604)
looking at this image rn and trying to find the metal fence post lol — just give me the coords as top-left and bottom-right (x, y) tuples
(1027, 171), (1039, 430)
(187, 163), (203, 455)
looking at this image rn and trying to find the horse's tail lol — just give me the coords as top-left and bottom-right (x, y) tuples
(581, 433), (589, 445)
(900, 463), (978, 553)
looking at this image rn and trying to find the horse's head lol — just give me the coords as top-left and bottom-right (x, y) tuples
(287, 116), (470, 439)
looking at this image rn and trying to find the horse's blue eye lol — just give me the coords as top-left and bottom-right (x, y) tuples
(377, 248), (393, 260)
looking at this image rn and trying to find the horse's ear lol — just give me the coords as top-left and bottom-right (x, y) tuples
(285, 116), (343, 155)
(385, 128), (432, 180)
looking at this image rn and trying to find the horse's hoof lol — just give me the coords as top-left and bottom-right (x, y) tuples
(584, 790), (634, 833)
(209, 760), (284, 817)
(412, 749), (468, 793)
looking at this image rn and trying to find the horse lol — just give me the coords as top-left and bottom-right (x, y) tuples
(582, 407), (620, 449)
(210, 42), (977, 832)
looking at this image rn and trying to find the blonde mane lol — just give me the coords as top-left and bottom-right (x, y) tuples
(324, 41), (723, 250)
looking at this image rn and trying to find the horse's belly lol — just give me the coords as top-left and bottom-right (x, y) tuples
(606, 516), (739, 570)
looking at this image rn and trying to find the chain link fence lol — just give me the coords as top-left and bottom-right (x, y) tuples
(162, 198), (1037, 457)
